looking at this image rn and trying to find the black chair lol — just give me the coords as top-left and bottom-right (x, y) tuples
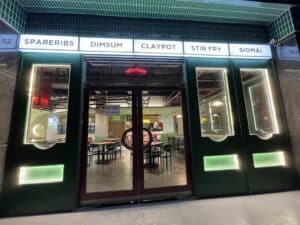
(87, 150), (95, 167)
(87, 144), (99, 166)
(160, 144), (172, 169)
(106, 144), (117, 161)
(177, 139), (185, 154)
(144, 147), (151, 164)
(167, 137), (172, 145)
(143, 146), (161, 169)
(167, 137), (175, 152)
(89, 144), (99, 152)
(114, 140), (122, 157)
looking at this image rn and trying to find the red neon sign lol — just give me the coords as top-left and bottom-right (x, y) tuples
(32, 96), (49, 107)
(125, 67), (147, 76)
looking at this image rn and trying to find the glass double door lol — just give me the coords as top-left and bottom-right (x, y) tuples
(81, 87), (190, 202)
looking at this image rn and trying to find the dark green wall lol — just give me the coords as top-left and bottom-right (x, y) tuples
(232, 59), (297, 193)
(0, 53), (83, 216)
(185, 58), (248, 197)
(185, 57), (298, 197)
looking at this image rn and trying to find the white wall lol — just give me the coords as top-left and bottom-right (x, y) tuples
(121, 106), (182, 134)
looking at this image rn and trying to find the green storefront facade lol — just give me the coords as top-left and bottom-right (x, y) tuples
(1, 0), (300, 217)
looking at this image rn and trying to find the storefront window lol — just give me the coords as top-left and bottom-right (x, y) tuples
(24, 65), (70, 149)
(240, 69), (279, 140)
(195, 68), (234, 142)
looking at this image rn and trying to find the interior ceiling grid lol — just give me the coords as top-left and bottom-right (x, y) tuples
(15, 0), (291, 25)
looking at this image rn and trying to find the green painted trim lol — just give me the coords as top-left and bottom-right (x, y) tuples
(19, 165), (64, 185)
(204, 154), (239, 171)
(253, 151), (286, 168)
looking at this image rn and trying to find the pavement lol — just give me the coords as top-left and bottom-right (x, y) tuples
(0, 191), (300, 225)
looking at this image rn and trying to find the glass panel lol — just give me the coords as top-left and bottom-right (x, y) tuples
(253, 151), (286, 168)
(195, 68), (234, 142)
(143, 90), (187, 189)
(19, 165), (64, 185)
(86, 90), (133, 193)
(24, 65), (70, 149)
(203, 154), (239, 171)
(240, 69), (280, 140)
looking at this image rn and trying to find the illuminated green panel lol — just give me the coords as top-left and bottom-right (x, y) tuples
(19, 165), (64, 185)
(204, 154), (239, 172)
(253, 151), (286, 168)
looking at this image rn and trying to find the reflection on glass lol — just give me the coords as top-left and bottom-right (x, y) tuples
(24, 65), (70, 149)
(122, 129), (133, 149)
(195, 68), (234, 142)
(143, 90), (187, 189)
(241, 69), (280, 140)
(86, 90), (133, 193)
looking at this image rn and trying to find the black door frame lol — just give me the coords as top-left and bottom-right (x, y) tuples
(80, 85), (192, 202)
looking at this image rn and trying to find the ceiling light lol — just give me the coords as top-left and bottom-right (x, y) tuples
(211, 100), (224, 107)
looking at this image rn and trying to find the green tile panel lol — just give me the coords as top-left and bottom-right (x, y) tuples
(269, 9), (295, 41)
(25, 13), (270, 43)
(16, 0), (291, 25)
(0, 0), (26, 32)
(1, 0), (296, 40)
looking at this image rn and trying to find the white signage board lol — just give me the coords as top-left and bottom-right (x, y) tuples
(134, 40), (183, 55)
(104, 105), (120, 116)
(184, 42), (229, 56)
(16, 33), (274, 59)
(80, 37), (133, 53)
(278, 46), (300, 59)
(19, 34), (79, 51)
(229, 44), (272, 58)
(0, 34), (18, 50)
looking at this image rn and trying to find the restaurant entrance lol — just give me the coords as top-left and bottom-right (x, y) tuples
(80, 58), (191, 204)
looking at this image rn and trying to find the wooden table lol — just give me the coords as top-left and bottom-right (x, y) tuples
(104, 138), (119, 142)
